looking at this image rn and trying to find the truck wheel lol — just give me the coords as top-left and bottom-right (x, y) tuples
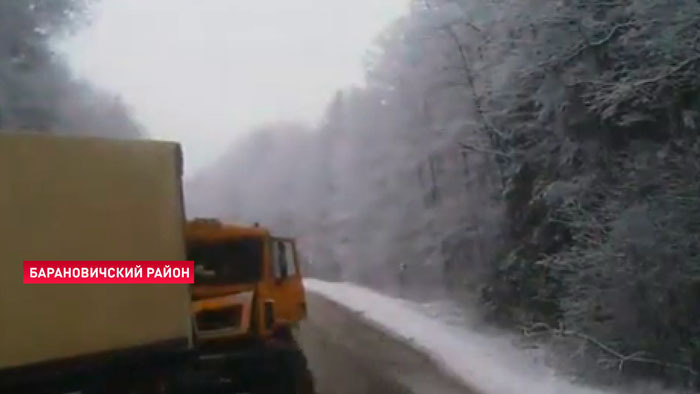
(282, 346), (315, 394)
(295, 348), (316, 394)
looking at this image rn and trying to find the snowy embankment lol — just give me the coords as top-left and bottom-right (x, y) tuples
(304, 278), (612, 394)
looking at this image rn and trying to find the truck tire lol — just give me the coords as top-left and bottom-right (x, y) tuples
(283, 332), (316, 394)
(258, 348), (314, 394)
(294, 349), (315, 394)
(250, 331), (315, 394)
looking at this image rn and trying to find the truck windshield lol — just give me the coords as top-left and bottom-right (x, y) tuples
(187, 238), (263, 285)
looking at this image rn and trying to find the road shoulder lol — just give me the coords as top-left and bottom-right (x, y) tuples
(299, 292), (477, 394)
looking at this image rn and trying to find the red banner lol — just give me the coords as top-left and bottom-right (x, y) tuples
(23, 261), (194, 284)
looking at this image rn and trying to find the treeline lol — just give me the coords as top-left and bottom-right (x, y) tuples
(188, 0), (700, 389)
(0, 0), (141, 138)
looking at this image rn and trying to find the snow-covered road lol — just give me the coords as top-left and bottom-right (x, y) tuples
(304, 279), (612, 394)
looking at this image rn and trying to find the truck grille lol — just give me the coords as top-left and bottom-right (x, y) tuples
(196, 305), (242, 331)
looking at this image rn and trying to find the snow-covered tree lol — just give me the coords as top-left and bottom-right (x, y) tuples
(0, 0), (142, 138)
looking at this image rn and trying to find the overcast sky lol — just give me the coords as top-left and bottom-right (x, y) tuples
(62, 0), (408, 176)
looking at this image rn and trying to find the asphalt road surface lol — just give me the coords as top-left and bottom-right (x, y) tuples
(297, 292), (478, 394)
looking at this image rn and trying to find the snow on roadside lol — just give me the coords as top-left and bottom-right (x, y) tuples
(304, 278), (612, 394)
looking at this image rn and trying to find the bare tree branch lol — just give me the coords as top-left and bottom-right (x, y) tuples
(459, 142), (512, 159)
(522, 323), (699, 377)
(633, 54), (700, 87)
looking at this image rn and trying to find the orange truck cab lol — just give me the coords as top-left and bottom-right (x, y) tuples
(186, 218), (307, 346)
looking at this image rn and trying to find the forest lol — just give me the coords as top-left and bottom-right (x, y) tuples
(5, 0), (699, 390)
(187, 0), (700, 390)
(0, 0), (141, 138)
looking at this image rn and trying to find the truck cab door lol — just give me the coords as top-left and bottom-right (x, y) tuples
(268, 237), (306, 326)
